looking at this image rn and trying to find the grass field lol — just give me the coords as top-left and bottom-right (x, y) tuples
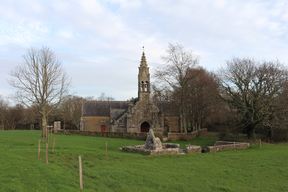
(0, 131), (288, 192)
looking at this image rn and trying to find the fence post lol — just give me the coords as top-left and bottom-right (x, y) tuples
(234, 142), (236, 151)
(51, 128), (52, 143)
(38, 139), (41, 157)
(46, 143), (48, 165)
(260, 139), (262, 148)
(52, 138), (55, 153)
(79, 156), (83, 189)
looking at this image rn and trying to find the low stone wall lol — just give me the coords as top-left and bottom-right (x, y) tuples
(162, 143), (180, 149)
(198, 128), (207, 135)
(122, 145), (151, 155)
(55, 129), (208, 141)
(168, 128), (207, 141)
(168, 132), (197, 141)
(150, 148), (179, 155)
(122, 144), (179, 155)
(203, 141), (250, 153)
(185, 145), (202, 154)
(55, 130), (150, 141)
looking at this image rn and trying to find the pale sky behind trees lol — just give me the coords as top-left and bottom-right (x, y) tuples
(1, 0), (288, 101)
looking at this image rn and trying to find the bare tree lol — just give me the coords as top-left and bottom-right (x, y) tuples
(151, 83), (171, 102)
(186, 67), (220, 131)
(154, 43), (199, 133)
(22, 106), (38, 130)
(0, 95), (8, 130)
(7, 46), (71, 136)
(5, 104), (24, 130)
(97, 92), (115, 101)
(60, 95), (82, 130)
(219, 57), (288, 139)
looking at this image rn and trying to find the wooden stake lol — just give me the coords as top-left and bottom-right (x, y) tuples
(52, 138), (55, 153)
(79, 156), (83, 189)
(260, 139), (262, 148)
(105, 143), (107, 157)
(46, 143), (48, 165)
(48, 127), (50, 143)
(50, 128), (52, 143)
(38, 139), (41, 158)
(234, 142), (236, 151)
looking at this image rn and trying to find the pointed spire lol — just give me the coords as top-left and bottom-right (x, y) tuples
(140, 47), (147, 67)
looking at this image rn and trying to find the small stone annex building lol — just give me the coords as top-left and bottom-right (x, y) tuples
(80, 52), (180, 134)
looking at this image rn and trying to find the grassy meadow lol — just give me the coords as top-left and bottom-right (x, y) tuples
(0, 130), (288, 192)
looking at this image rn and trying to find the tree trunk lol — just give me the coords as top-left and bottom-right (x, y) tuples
(183, 116), (187, 133)
(246, 125), (256, 139)
(42, 115), (47, 137)
(267, 127), (273, 140)
(180, 116), (182, 133)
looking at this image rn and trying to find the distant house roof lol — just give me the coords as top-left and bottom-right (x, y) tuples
(83, 101), (129, 116)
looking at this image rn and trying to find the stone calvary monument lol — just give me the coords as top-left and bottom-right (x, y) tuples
(121, 129), (181, 155)
(120, 129), (250, 156)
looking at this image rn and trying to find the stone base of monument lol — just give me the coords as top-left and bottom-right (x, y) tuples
(121, 143), (180, 155)
(121, 129), (201, 155)
(121, 131), (249, 155)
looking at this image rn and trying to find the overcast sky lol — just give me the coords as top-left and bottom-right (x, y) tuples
(1, 0), (288, 102)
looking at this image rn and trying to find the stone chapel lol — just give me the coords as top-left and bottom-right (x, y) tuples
(80, 52), (180, 134)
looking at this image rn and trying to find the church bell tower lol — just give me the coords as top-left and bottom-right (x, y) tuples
(138, 51), (150, 101)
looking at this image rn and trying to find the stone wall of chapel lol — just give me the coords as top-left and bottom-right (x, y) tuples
(127, 100), (161, 132)
(82, 116), (110, 132)
(165, 116), (180, 132)
(112, 116), (127, 132)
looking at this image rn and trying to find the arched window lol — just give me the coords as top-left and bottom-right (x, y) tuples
(141, 81), (145, 91)
(145, 81), (149, 92)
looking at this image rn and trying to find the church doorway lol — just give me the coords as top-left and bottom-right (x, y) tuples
(101, 125), (105, 132)
(140, 122), (150, 132)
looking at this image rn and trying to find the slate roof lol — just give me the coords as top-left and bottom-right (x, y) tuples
(83, 101), (129, 116)
(154, 101), (179, 116)
(82, 100), (179, 117)
(110, 108), (127, 121)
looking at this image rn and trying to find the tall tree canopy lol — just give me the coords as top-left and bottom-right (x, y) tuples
(8, 46), (71, 136)
(219, 57), (288, 139)
(154, 43), (199, 133)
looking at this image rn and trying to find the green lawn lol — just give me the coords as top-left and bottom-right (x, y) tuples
(0, 131), (287, 192)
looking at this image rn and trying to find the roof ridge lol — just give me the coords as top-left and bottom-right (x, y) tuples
(84, 100), (129, 103)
